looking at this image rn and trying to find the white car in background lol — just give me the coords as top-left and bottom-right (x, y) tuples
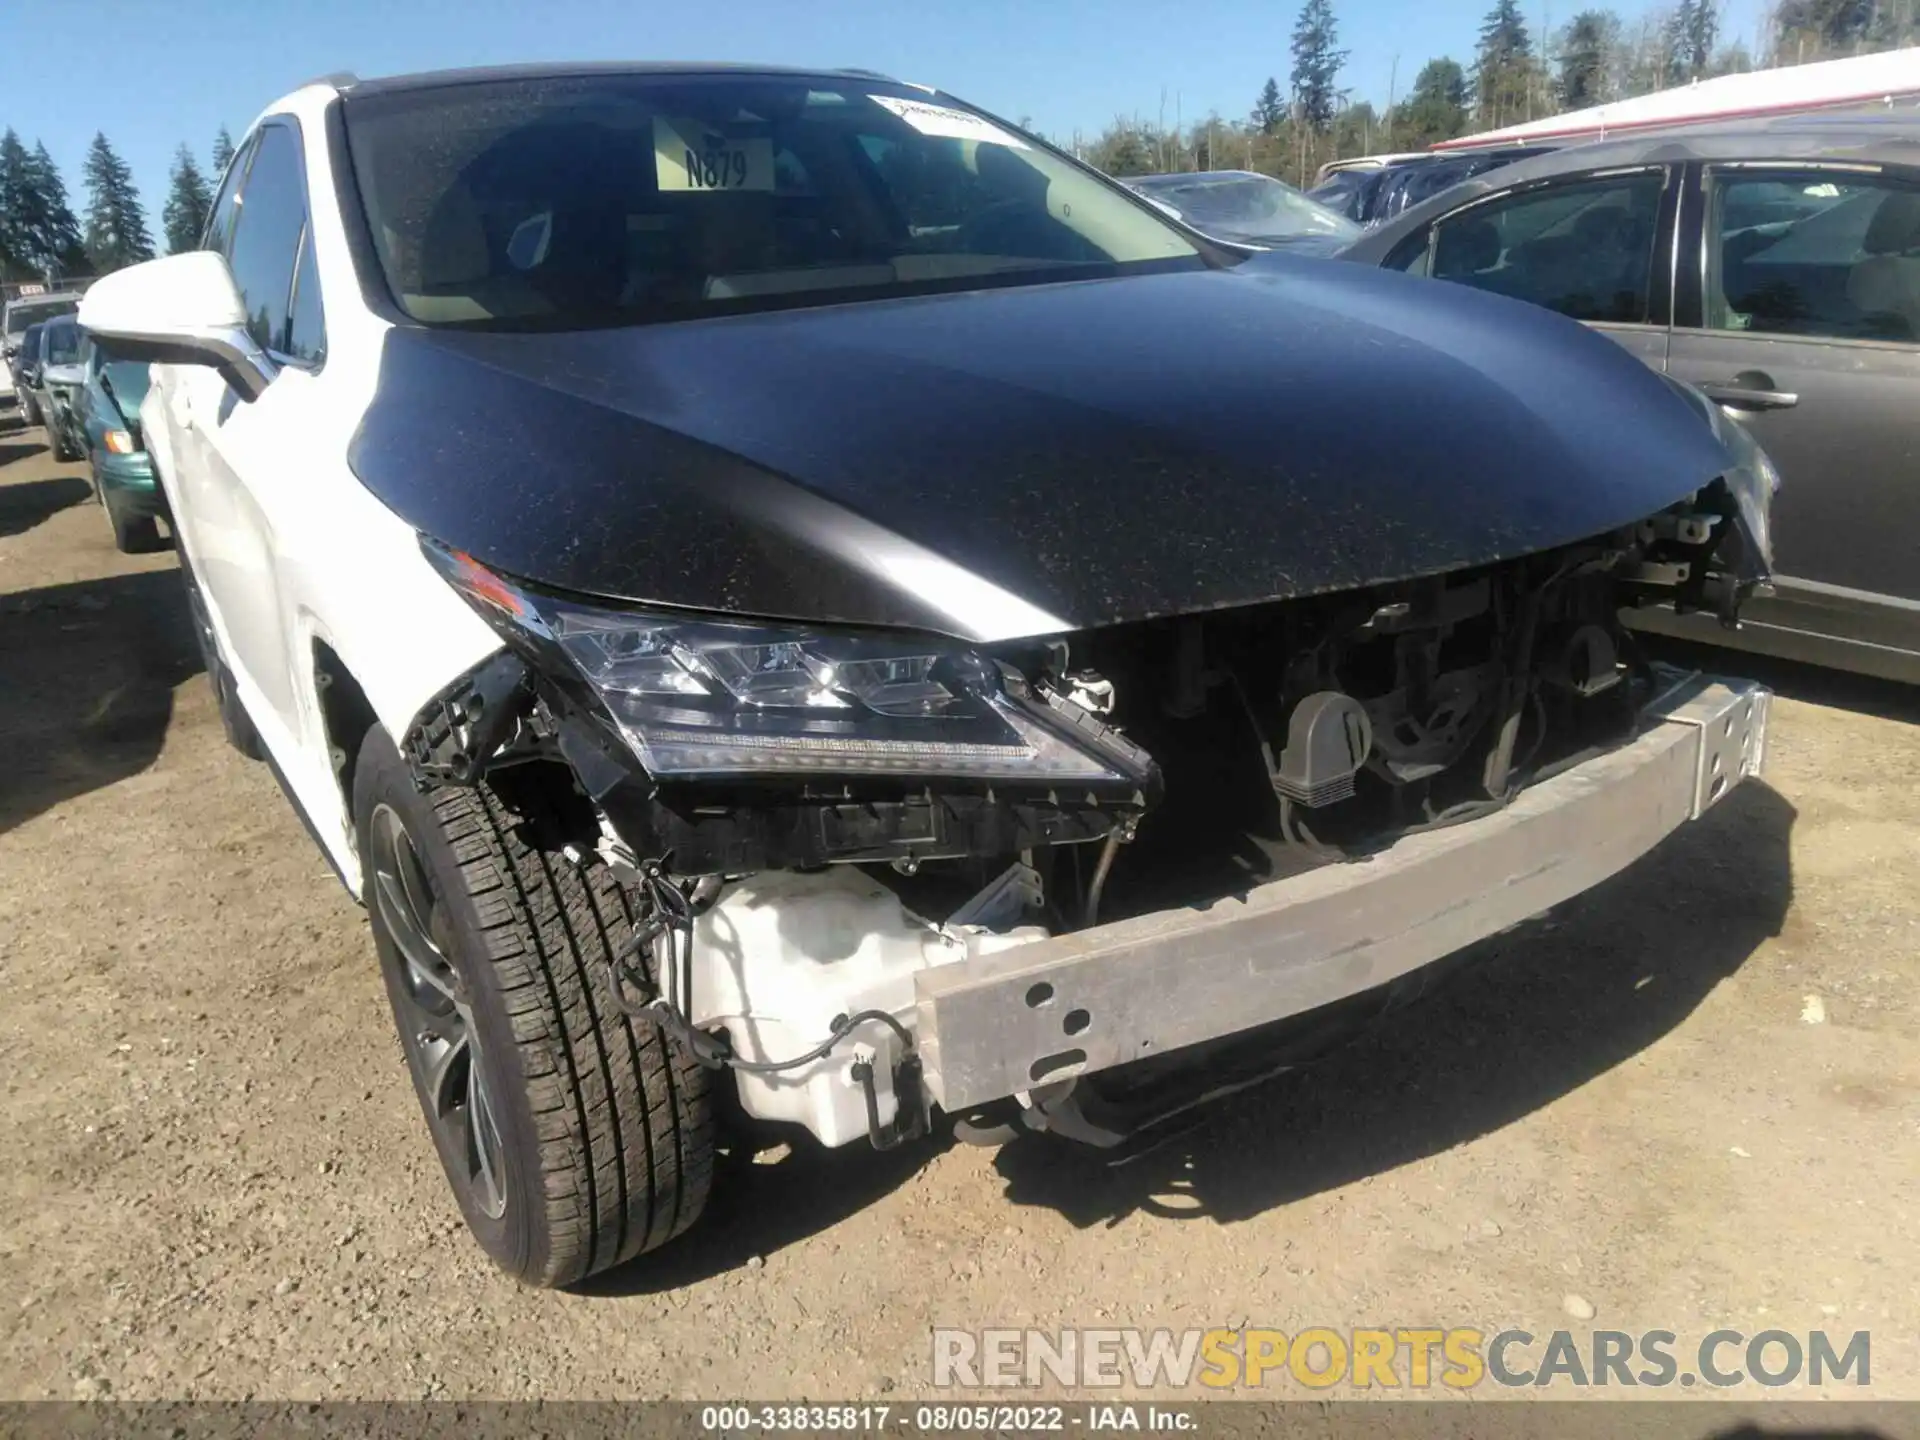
(3, 290), (83, 416)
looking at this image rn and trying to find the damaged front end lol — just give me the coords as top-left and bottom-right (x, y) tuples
(402, 469), (1772, 1154)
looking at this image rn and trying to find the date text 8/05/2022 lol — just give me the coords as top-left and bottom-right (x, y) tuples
(700, 1405), (1194, 1432)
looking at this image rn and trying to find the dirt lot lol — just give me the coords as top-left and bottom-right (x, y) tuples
(2, 428), (1918, 1407)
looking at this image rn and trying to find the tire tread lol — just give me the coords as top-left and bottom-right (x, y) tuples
(421, 779), (713, 1286)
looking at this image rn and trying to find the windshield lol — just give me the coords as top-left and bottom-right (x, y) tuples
(6, 298), (78, 335)
(1132, 172), (1359, 244)
(99, 359), (151, 413)
(343, 74), (1205, 329)
(42, 319), (81, 365)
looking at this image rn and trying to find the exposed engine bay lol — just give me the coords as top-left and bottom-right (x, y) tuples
(404, 480), (1764, 1152)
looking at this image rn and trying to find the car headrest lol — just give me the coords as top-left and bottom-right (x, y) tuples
(418, 182), (492, 289)
(1863, 191), (1920, 256)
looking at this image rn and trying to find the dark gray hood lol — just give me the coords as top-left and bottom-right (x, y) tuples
(351, 253), (1737, 639)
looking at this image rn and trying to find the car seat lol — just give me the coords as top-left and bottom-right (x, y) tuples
(1846, 190), (1920, 340)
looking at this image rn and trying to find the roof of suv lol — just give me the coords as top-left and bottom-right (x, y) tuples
(335, 61), (903, 98)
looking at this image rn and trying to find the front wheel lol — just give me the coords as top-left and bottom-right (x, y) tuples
(351, 728), (715, 1287)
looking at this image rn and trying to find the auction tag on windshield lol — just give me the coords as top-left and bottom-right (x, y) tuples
(654, 118), (776, 192)
(868, 95), (1028, 148)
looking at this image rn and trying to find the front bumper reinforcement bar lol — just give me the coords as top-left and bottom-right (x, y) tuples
(915, 670), (1770, 1112)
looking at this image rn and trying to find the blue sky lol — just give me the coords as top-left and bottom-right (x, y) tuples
(11, 0), (1768, 221)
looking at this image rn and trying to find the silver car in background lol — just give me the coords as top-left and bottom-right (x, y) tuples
(1341, 113), (1920, 683)
(1127, 170), (1359, 255)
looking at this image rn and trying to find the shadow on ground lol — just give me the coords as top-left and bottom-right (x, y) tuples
(576, 1131), (939, 1296)
(986, 778), (1797, 1230)
(0, 468), (88, 538)
(0, 566), (201, 835)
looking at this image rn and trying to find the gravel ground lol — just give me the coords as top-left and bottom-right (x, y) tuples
(2, 429), (1917, 1407)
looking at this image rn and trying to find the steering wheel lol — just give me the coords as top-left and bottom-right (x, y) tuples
(955, 199), (1058, 258)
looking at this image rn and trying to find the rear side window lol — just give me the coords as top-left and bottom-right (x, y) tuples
(1422, 170), (1666, 324)
(1706, 169), (1920, 342)
(225, 124), (310, 356)
(203, 137), (254, 256)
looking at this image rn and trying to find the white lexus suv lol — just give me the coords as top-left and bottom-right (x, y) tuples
(82, 64), (1774, 1287)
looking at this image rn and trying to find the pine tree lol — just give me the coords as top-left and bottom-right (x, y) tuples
(1558, 10), (1621, 106)
(1712, 37), (1756, 71)
(1400, 57), (1472, 144)
(1290, 0), (1349, 132)
(1669, 0), (1720, 75)
(211, 126), (236, 178)
(1773, 0), (1873, 55)
(24, 142), (87, 279)
(0, 130), (32, 281)
(1253, 77), (1287, 134)
(82, 132), (156, 274)
(1476, 0), (1538, 125)
(163, 145), (214, 254)
(1104, 125), (1154, 176)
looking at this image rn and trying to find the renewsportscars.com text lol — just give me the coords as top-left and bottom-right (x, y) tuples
(932, 1327), (1871, 1391)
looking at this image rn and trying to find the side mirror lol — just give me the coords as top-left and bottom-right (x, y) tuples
(77, 252), (275, 402)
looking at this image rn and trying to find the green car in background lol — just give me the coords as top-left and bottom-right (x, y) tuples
(72, 337), (168, 552)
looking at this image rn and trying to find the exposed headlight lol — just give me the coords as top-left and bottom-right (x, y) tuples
(425, 543), (1141, 785)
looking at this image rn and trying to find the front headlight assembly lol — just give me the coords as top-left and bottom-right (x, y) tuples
(425, 543), (1151, 789)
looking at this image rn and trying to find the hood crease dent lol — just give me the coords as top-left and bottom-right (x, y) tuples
(349, 255), (1737, 641)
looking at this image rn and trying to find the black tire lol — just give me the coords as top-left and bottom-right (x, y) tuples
(352, 727), (715, 1288)
(104, 492), (164, 553)
(50, 424), (78, 462)
(19, 394), (40, 428)
(179, 557), (263, 759)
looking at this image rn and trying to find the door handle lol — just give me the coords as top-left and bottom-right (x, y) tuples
(1697, 374), (1798, 411)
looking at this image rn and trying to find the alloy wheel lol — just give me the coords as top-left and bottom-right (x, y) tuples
(368, 803), (507, 1219)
